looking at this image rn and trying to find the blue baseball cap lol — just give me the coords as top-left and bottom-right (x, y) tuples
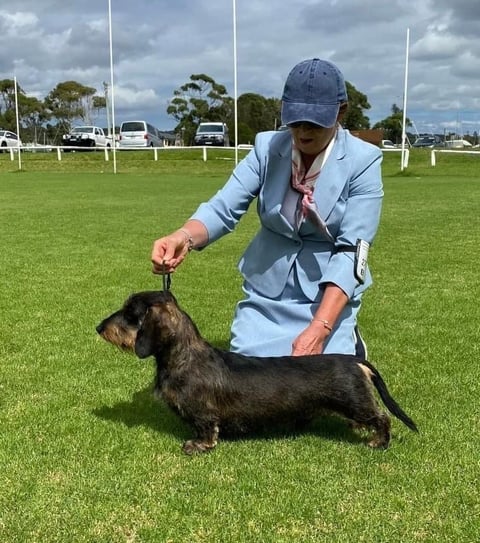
(281, 58), (348, 128)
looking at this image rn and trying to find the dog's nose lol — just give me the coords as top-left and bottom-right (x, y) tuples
(96, 323), (104, 335)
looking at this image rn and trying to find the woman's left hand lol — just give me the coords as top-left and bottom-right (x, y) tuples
(291, 322), (330, 356)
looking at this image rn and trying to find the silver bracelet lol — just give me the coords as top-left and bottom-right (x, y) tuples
(179, 228), (194, 252)
(312, 318), (332, 332)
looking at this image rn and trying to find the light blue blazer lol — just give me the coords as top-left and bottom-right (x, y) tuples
(191, 127), (383, 302)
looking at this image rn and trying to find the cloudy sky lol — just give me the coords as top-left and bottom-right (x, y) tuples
(2, 0), (480, 136)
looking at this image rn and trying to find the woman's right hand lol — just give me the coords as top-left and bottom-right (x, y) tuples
(151, 230), (191, 275)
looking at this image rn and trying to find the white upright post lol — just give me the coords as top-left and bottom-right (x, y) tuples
(108, 0), (117, 173)
(14, 76), (22, 170)
(232, 0), (238, 165)
(401, 28), (410, 171)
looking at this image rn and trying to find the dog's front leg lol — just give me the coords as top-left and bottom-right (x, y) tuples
(182, 420), (220, 455)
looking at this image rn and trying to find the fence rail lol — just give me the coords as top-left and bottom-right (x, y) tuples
(5, 145), (480, 170)
(430, 148), (480, 166)
(6, 144), (246, 163)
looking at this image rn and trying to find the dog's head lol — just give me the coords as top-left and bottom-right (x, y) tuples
(96, 290), (180, 356)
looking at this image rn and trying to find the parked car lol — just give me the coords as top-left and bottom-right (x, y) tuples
(0, 130), (22, 151)
(62, 126), (111, 150)
(412, 136), (438, 148)
(381, 139), (396, 149)
(193, 122), (230, 147)
(119, 120), (163, 148)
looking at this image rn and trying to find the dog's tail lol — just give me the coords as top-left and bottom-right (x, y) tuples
(361, 361), (418, 432)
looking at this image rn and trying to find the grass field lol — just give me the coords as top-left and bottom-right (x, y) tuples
(0, 150), (479, 542)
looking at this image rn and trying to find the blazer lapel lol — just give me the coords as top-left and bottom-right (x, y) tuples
(315, 127), (351, 221)
(261, 132), (296, 233)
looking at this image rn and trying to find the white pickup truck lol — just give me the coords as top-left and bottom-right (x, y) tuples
(62, 126), (112, 150)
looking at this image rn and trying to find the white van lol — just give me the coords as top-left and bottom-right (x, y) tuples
(119, 121), (163, 148)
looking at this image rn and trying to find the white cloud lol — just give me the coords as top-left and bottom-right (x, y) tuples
(114, 86), (160, 108)
(0, 10), (38, 34)
(411, 28), (469, 60)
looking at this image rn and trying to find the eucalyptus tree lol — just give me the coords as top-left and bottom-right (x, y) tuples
(44, 81), (104, 131)
(167, 74), (233, 144)
(0, 79), (50, 140)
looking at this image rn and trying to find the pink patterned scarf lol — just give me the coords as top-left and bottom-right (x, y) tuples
(291, 141), (334, 240)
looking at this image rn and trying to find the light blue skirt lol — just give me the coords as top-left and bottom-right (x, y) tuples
(230, 264), (363, 357)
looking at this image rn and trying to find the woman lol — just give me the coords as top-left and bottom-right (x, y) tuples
(151, 58), (383, 358)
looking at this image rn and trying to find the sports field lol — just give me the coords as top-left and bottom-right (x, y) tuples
(0, 149), (478, 542)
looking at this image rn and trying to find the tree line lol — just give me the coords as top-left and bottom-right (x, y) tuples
(167, 74), (378, 145)
(0, 79), (106, 145)
(0, 74), (408, 145)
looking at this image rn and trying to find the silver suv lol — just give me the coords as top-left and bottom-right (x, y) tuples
(193, 122), (230, 147)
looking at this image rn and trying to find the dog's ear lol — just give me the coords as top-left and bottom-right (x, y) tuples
(134, 307), (156, 359)
(134, 303), (177, 358)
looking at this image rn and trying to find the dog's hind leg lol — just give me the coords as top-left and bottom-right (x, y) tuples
(365, 413), (391, 449)
(346, 399), (391, 449)
(182, 421), (220, 455)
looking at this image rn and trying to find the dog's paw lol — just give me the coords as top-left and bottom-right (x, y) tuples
(182, 439), (214, 455)
(367, 435), (390, 449)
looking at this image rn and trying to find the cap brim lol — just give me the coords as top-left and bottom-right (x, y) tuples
(281, 101), (340, 128)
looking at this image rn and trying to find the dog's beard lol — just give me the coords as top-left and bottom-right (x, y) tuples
(99, 324), (137, 352)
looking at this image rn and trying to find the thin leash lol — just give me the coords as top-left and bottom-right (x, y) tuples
(162, 261), (172, 291)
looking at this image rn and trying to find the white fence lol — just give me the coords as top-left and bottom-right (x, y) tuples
(6, 145), (242, 163)
(7, 145), (480, 168)
(430, 149), (480, 166)
(382, 147), (410, 169)
(381, 147), (480, 168)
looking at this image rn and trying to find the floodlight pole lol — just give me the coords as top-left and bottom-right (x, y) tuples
(401, 28), (410, 171)
(108, 0), (117, 173)
(232, 0), (238, 165)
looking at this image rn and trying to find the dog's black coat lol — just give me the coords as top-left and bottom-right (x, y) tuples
(96, 290), (417, 454)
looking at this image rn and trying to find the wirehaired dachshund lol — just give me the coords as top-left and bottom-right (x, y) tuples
(96, 290), (417, 454)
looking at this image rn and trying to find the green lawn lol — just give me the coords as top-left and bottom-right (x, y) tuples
(0, 150), (479, 542)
